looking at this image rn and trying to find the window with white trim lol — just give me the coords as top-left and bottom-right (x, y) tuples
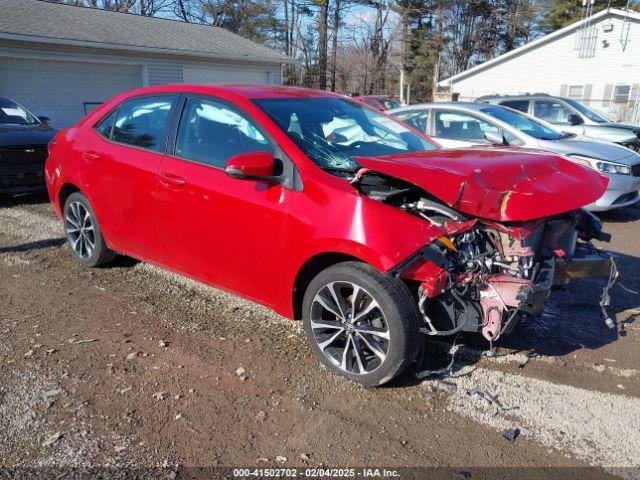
(613, 85), (631, 103)
(568, 85), (584, 100)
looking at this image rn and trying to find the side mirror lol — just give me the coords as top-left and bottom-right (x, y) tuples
(225, 151), (277, 181)
(484, 131), (507, 145)
(567, 114), (583, 126)
(38, 115), (51, 123)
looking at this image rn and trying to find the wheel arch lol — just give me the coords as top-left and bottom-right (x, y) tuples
(291, 252), (368, 320)
(58, 183), (82, 212)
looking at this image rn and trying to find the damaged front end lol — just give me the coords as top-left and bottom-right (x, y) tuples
(351, 166), (615, 344)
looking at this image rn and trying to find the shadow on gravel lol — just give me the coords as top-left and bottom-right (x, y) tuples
(595, 203), (640, 223)
(0, 238), (65, 254)
(0, 192), (50, 208)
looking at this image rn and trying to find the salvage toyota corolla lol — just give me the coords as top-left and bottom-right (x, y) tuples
(45, 85), (614, 386)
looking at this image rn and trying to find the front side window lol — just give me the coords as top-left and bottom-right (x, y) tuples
(613, 85), (631, 104)
(392, 110), (428, 133)
(253, 97), (436, 172)
(500, 100), (529, 113)
(481, 105), (564, 141)
(563, 98), (610, 123)
(0, 97), (38, 125)
(101, 95), (175, 152)
(533, 100), (574, 124)
(175, 97), (273, 168)
(433, 110), (499, 141)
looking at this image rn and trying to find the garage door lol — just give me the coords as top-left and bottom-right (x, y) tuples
(0, 58), (142, 128)
(183, 65), (273, 85)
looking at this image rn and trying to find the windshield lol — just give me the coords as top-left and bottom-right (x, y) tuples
(563, 98), (610, 123)
(253, 97), (436, 172)
(480, 105), (565, 141)
(0, 98), (38, 125)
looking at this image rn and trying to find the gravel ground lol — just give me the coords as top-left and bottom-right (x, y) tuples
(1, 193), (639, 478)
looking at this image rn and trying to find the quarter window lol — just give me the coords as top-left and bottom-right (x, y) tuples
(175, 97), (273, 168)
(95, 109), (118, 139)
(433, 110), (498, 141)
(533, 100), (574, 124)
(101, 96), (175, 152)
(613, 85), (631, 103)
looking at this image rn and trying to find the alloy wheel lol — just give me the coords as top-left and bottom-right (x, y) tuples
(65, 201), (95, 260)
(310, 281), (390, 375)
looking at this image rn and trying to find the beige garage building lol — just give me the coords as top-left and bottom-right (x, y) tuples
(0, 0), (292, 127)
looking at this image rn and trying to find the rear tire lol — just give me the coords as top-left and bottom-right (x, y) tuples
(63, 192), (115, 267)
(302, 261), (421, 387)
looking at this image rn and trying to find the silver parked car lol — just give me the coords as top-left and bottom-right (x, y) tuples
(389, 102), (640, 211)
(477, 94), (640, 152)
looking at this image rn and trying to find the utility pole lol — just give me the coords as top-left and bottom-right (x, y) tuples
(432, 52), (441, 99)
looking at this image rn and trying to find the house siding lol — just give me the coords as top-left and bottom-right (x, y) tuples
(441, 13), (640, 121)
(0, 40), (284, 126)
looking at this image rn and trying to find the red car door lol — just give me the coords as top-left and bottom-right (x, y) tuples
(86, 94), (177, 262)
(156, 95), (293, 307)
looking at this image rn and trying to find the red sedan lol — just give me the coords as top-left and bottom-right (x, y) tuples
(46, 85), (612, 386)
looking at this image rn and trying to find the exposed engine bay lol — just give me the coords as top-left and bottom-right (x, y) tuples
(350, 168), (615, 343)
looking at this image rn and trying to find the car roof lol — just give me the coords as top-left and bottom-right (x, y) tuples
(480, 94), (571, 102)
(390, 102), (489, 113)
(116, 84), (345, 100)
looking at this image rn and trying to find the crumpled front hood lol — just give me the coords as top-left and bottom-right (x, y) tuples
(356, 147), (608, 222)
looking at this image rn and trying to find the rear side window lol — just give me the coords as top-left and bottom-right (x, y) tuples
(175, 97), (273, 168)
(500, 100), (529, 113)
(96, 95), (175, 152)
(433, 110), (499, 141)
(533, 100), (573, 124)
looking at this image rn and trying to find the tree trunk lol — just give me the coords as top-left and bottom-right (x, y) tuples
(317, 0), (329, 90)
(330, 0), (341, 91)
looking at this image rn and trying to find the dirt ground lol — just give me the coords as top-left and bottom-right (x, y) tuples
(1, 193), (639, 479)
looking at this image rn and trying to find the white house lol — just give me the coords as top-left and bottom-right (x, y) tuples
(438, 8), (640, 122)
(0, 0), (293, 127)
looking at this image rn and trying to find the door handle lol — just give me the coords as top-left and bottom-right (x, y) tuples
(83, 150), (101, 161)
(159, 172), (186, 187)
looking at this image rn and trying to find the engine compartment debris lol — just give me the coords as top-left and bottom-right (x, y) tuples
(350, 168), (617, 345)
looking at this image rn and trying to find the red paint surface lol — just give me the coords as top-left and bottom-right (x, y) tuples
(45, 85), (608, 319)
(357, 148), (608, 221)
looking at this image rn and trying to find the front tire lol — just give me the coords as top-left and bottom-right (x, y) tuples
(63, 192), (115, 267)
(302, 262), (420, 387)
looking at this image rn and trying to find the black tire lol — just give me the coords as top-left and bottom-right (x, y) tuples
(302, 261), (421, 387)
(63, 192), (115, 267)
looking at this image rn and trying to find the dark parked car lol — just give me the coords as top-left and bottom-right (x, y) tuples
(0, 96), (56, 194)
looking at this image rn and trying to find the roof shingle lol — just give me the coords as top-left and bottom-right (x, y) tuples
(0, 0), (292, 64)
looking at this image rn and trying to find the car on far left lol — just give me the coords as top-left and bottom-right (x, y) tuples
(0, 96), (56, 195)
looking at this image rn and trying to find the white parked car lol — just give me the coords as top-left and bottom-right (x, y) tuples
(389, 102), (640, 212)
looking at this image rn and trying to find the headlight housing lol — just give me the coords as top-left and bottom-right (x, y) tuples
(567, 155), (632, 175)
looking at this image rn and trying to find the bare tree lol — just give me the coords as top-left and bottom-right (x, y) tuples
(314, 0), (330, 89)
